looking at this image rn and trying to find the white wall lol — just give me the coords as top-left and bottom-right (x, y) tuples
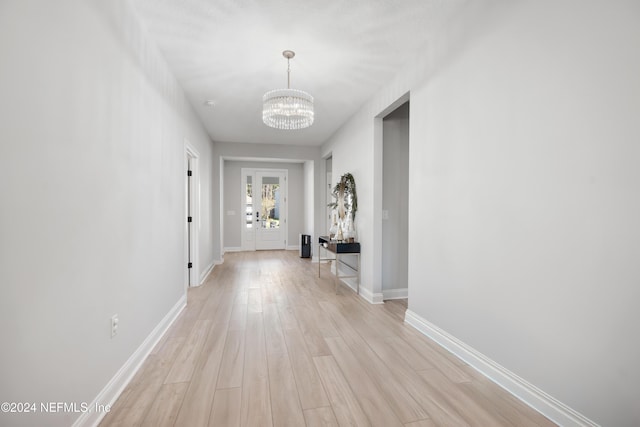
(0, 1), (214, 426)
(322, 0), (640, 425)
(223, 161), (305, 249)
(322, 113), (379, 298)
(410, 1), (640, 425)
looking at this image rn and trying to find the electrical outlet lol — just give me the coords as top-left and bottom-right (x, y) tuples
(111, 314), (119, 338)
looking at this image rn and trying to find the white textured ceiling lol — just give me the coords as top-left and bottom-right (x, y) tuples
(130, 0), (459, 146)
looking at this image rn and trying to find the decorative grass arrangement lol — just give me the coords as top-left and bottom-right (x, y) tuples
(328, 172), (357, 222)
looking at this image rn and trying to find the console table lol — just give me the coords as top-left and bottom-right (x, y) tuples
(318, 236), (361, 294)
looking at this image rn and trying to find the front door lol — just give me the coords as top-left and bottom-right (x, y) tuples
(255, 171), (286, 250)
(241, 169), (287, 251)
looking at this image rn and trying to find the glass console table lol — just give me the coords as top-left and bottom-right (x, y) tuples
(318, 236), (361, 294)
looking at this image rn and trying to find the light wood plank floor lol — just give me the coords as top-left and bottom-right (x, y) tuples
(100, 251), (556, 427)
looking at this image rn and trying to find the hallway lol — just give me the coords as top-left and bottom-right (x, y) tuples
(100, 251), (555, 426)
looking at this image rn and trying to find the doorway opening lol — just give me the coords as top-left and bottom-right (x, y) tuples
(382, 101), (410, 302)
(325, 156), (332, 234)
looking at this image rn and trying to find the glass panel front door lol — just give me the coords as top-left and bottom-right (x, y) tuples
(255, 171), (286, 250)
(245, 175), (253, 229)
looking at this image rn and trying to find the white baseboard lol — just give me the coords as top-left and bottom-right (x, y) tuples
(223, 247), (242, 253)
(358, 285), (384, 304)
(404, 310), (599, 427)
(199, 260), (216, 285)
(382, 287), (408, 300)
(287, 245), (299, 251)
(73, 295), (187, 427)
(329, 260), (383, 304)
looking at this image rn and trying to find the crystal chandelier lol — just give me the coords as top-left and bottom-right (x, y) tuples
(262, 50), (314, 130)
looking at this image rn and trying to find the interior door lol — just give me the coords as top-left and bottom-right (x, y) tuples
(187, 157), (192, 286)
(255, 171), (286, 250)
